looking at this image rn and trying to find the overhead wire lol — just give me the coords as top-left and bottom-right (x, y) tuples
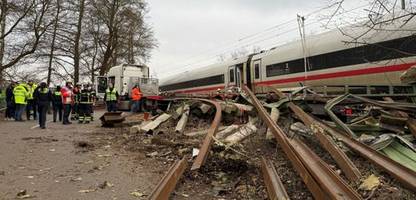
(161, 2), (371, 76)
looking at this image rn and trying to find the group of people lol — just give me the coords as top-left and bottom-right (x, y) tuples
(4, 81), (96, 129)
(3, 80), (144, 129)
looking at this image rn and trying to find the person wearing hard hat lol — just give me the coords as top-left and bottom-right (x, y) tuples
(104, 83), (119, 112)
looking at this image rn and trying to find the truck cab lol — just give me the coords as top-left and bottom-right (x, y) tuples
(96, 64), (159, 110)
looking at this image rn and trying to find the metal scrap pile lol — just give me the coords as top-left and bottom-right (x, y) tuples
(123, 87), (416, 199)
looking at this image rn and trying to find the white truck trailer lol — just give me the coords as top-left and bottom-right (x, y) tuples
(95, 64), (160, 110)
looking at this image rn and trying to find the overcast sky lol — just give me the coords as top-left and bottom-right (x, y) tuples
(147, 0), (366, 79)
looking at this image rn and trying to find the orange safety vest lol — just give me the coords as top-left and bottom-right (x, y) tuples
(131, 87), (142, 101)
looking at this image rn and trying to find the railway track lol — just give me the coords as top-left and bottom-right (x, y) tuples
(243, 86), (361, 200)
(148, 98), (222, 200)
(147, 87), (416, 199)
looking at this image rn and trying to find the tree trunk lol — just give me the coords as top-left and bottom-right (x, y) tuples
(47, 0), (60, 86)
(73, 0), (85, 84)
(0, 0), (7, 86)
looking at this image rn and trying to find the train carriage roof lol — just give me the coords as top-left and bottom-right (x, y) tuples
(160, 56), (249, 86)
(254, 17), (416, 65)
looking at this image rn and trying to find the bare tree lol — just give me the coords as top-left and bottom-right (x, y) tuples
(46, 0), (60, 85)
(0, 0), (54, 85)
(92, 0), (156, 76)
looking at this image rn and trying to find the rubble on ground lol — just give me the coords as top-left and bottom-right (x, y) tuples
(92, 89), (416, 199)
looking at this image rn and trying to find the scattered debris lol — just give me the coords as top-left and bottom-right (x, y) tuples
(100, 112), (125, 127)
(78, 189), (97, 193)
(266, 107), (279, 140)
(130, 191), (146, 197)
(224, 118), (258, 145)
(16, 190), (35, 199)
(141, 113), (172, 134)
(98, 181), (114, 189)
(359, 174), (381, 191)
(215, 125), (240, 140)
(175, 104), (190, 133)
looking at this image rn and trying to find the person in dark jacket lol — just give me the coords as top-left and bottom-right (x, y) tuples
(52, 85), (63, 122)
(33, 82), (52, 129)
(5, 82), (16, 120)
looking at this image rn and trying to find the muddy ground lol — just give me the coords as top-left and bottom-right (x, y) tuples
(0, 110), (164, 200)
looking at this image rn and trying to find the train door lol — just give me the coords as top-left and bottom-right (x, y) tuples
(95, 76), (108, 99)
(252, 59), (262, 93)
(235, 63), (243, 88)
(227, 66), (235, 87)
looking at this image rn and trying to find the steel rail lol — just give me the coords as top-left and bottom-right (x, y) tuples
(243, 86), (361, 200)
(148, 98), (222, 199)
(189, 98), (222, 170)
(261, 157), (290, 200)
(316, 118), (416, 191)
(270, 87), (361, 182)
(149, 158), (188, 200)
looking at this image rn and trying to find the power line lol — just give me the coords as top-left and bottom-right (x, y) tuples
(160, 2), (371, 75)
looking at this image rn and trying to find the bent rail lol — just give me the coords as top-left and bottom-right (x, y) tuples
(243, 86), (361, 200)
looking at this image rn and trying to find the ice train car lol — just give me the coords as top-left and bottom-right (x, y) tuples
(160, 20), (416, 96)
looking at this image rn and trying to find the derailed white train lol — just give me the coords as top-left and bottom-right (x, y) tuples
(160, 20), (416, 96)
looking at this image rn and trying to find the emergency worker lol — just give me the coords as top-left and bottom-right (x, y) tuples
(5, 82), (16, 120)
(26, 80), (38, 120)
(13, 82), (28, 121)
(104, 83), (119, 112)
(52, 86), (63, 122)
(61, 82), (74, 125)
(71, 83), (81, 120)
(33, 82), (52, 129)
(78, 84), (95, 123)
(131, 85), (142, 113)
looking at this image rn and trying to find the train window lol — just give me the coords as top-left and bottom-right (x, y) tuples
(254, 64), (260, 79)
(160, 74), (224, 91)
(266, 63), (290, 77)
(393, 86), (414, 94)
(265, 35), (416, 78)
(229, 69), (235, 82)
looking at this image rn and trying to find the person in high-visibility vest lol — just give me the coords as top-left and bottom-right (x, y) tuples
(78, 84), (95, 124)
(52, 86), (63, 122)
(104, 83), (119, 112)
(131, 85), (142, 113)
(25, 80), (38, 120)
(71, 83), (81, 120)
(13, 82), (28, 121)
(33, 82), (52, 129)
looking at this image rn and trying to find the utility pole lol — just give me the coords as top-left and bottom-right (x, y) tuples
(297, 14), (309, 83)
(401, 0), (406, 10)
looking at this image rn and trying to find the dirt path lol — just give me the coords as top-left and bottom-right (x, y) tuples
(0, 111), (163, 200)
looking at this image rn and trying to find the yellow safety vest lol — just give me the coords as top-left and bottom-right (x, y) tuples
(27, 84), (37, 100)
(13, 84), (28, 105)
(106, 88), (117, 101)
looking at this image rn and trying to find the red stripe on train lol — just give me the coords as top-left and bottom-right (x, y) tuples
(255, 63), (414, 86)
(173, 63), (415, 93)
(175, 85), (225, 94)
